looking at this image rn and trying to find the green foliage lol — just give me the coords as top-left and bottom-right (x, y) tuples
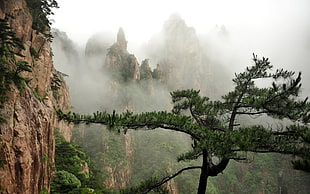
(129, 129), (201, 193)
(152, 64), (164, 80)
(151, 68), (162, 80)
(140, 59), (153, 80)
(26, 0), (59, 38)
(51, 170), (81, 194)
(210, 153), (310, 194)
(54, 132), (89, 182)
(0, 140), (6, 168)
(39, 187), (49, 194)
(131, 130), (182, 180)
(106, 45), (135, 82)
(0, 16), (32, 123)
(71, 125), (127, 190)
(30, 47), (40, 59)
(120, 177), (169, 194)
(68, 188), (105, 194)
(42, 154), (50, 163)
(52, 131), (111, 193)
(292, 159), (310, 172)
(205, 181), (219, 194)
(51, 71), (68, 101)
(58, 54), (310, 192)
(107, 44), (120, 57)
(32, 89), (47, 102)
(122, 55), (137, 82)
(51, 71), (65, 91)
(101, 134), (126, 166)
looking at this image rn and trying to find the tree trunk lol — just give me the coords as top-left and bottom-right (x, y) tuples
(197, 150), (209, 194)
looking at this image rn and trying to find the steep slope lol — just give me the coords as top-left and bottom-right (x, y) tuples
(50, 12), (310, 194)
(71, 28), (185, 193)
(52, 29), (135, 190)
(0, 1), (71, 193)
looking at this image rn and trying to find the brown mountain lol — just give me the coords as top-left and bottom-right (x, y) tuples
(0, 1), (72, 193)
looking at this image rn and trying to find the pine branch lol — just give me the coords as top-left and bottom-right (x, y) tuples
(141, 166), (202, 194)
(235, 111), (268, 115)
(56, 109), (203, 140)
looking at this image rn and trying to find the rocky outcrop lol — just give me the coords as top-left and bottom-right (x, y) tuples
(105, 28), (140, 81)
(116, 28), (127, 54)
(140, 59), (153, 80)
(103, 132), (134, 189)
(0, 0), (72, 193)
(165, 166), (180, 194)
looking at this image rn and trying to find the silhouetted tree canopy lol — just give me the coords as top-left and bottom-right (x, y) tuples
(57, 54), (310, 194)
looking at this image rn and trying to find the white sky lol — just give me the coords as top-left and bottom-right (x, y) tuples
(51, 0), (310, 46)
(51, 0), (310, 96)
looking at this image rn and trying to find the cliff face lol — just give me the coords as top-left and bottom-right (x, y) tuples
(55, 27), (174, 192)
(105, 28), (140, 81)
(0, 1), (71, 193)
(52, 28), (136, 190)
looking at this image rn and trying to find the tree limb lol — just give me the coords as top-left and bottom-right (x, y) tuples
(142, 166), (202, 194)
(235, 111), (267, 115)
(123, 123), (202, 140)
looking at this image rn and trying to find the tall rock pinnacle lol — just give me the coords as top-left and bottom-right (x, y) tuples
(117, 27), (127, 53)
(104, 28), (140, 81)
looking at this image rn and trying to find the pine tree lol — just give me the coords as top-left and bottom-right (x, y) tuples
(57, 54), (310, 194)
(0, 16), (31, 123)
(26, 0), (59, 37)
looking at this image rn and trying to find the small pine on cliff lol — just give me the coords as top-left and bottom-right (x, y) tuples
(104, 28), (140, 82)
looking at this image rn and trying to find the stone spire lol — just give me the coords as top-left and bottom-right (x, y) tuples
(117, 27), (127, 53)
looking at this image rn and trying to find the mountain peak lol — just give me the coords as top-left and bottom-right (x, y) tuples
(117, 27), (127, 52)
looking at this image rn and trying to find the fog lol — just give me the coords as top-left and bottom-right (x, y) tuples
(51, 0), (310, 48)
(50, 1), (310, 192)
(51, 0), (310, 98)
(52, 28), (173, 113)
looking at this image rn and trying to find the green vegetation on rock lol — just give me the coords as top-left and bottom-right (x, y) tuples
(58, 54), (310, 193)
(0, 16), (32, 123)
(52, 131), (112, 194)
(26, 0), (59, 38)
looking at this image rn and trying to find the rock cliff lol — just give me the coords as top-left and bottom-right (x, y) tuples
(52, 28), (136, 190)
(0, 0), (71, 193)
(105, 28), (140, 81)
(55, 27), (176, 192)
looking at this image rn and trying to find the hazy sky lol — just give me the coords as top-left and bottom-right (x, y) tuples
(51, 0), (310, 46)
(51, 0), (310, 95)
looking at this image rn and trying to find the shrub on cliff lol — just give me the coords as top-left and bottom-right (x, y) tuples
(51, 170), (81, 194)
(0, 16), (31, 123)
(26, 0), (59, 37)
(58, 54), (310, 193)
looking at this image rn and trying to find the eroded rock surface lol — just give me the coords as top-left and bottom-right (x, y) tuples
(0, 1), (72, 193)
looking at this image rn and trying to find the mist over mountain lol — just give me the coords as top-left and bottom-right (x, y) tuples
(52, 26), (172, 114)
(52, 14), (235, 115)
(84, 32), (115, 68)
(51, 12), (310, 193)
(51, 14), (218, 192)
(1, 0), (309, 193)
(144, 14), (208, 93)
